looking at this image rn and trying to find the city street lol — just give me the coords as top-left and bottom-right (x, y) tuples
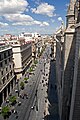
(28, 45), (60, 120)
(0, 55), (44, 120)
(8, 59), (44, 120)
(0, 44), (59, 120)
(28, 60), (60, 120)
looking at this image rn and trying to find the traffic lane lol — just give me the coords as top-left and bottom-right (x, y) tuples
(8, 60), (44, 120)
(26, 58), (44, 120)
(28, 46), (51, 120)
(1, 51), (45, 120)
(16, 60), (44, 120)
(28, 69), (46, 120)
(36, 77), (46, 120)
(23, 65), (42, 120)
(28, 61), (50, 120)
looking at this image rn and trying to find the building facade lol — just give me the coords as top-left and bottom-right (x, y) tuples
(0, 45), (16, 106)
(61, 0), (76, 119)
(12, 42), (32, 79)
(55, 0), (80, 120)
(69, 1), (80, 120)
(54, 24), (65, 119)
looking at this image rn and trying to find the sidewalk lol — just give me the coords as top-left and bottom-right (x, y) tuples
(44, 60), (60, 120)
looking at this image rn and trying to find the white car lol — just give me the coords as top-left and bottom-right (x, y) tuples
(31, 106), (34, 109)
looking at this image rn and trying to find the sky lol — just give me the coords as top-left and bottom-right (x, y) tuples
(0, 0), (70, 35)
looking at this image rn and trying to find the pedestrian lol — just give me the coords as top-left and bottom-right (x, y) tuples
(44, 110), (46, 116)
(14, 110), (17, 114)
(19, 94), (22, 98)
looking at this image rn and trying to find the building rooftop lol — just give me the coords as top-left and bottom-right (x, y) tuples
(0, 45), (12, 52)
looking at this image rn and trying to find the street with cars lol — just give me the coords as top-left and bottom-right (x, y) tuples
(0, 44), (59, 120)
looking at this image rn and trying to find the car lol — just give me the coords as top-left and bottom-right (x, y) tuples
(18, 101), (21, 106)
(13, 110), (17, 114)
(24, 80), (28, 83)
(31, 106), (34, 109)
(6, 99), (9, 103)
(15, 89), (18, 93)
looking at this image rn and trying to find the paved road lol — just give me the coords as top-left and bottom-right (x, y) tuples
(0, 44), (60, 120)
(28, 44), (51, 120)
(0, 58), (45, 120)
(0, 45), (50, 120)
(8, 59), (44, 120)
(28, 59), (50, 120)
(28, 53), (60, 120)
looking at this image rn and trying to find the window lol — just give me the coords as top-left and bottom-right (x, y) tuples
(5, 60), (7, 64)
(7, 73), (9, 80)
(8, 51), (10, 56)
(1, 71), (3, 75)
(10, 71), (12, 76)
(9, 58), (10, 62)
(2, 77), (5, 84)
(0, 54), (1, 61)
(10, 65), (11, 68)
(0, 62), (3, 67)
(6, 68), (7, 71)
(4, 53), (6, 58)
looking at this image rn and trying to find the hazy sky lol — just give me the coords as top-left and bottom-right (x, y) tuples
(0, 0), (69, 35)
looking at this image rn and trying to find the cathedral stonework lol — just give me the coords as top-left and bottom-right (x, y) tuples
(55, 0), (80, 120)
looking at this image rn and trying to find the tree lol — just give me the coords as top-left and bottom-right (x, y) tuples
(24, 77), (29, 83)
(1, 106), (10, 119)
(9, 96), (16, 105)
(20, 81), (24, 90)
(34, 60), (38, 64)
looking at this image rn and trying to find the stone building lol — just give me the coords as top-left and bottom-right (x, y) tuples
(12, 42), (32, 79)
(69, 1), (80, 120)
(61, 0), (76, 119)
(54, 23), (65, 119)
(0, 45), (16, 106)
(55, 0), (80, 120)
